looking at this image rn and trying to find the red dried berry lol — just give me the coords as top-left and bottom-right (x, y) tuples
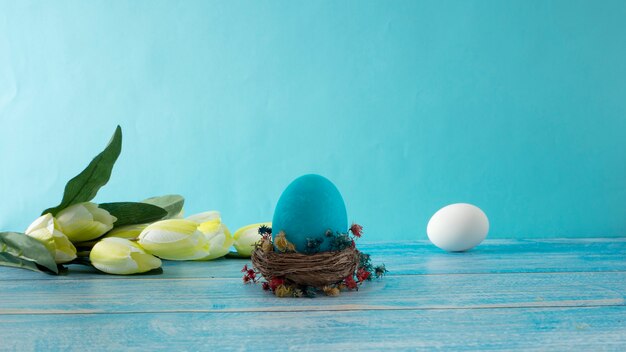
(344, 275), (358, 290)
(356, 268), (371, 282)
(350, 224), (363, 238)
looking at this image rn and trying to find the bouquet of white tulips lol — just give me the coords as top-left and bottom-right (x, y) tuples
(0, 126), (268, 276)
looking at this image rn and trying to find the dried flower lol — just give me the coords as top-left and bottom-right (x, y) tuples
(323, 286), (341, 296)
(258, 225), (272, 236)
(241, 264), (258, 283)
(358, 252), (373, 273)
(274, 285), (293, 298)
(344, 275), (358, 290)
(330, 233), (353, 251)
(262, 282), (270, 291)
(274, 231), (296, 252)
(374, 264), (388, 278)
(303, 286), (317, 298)
(350, 223), (363, 238)
(356, 268), (371, 282)
(269, 277), (285, 291)
(261, 240), (273, 253)
(305, 237), (324, 254)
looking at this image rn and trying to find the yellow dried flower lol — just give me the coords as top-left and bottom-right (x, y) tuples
(261, 240), (273, 253)
(274, 231), (296, 253)
(323, 286), (341, 296)
(274, 284), (293, 298)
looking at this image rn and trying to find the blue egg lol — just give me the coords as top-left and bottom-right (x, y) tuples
(272, 174), (348, 253)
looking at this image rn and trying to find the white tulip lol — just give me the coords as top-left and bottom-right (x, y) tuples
(56, 202), (117, 242)
(137, 219), (212, 260)
(25, 213), (77, 264)
(233, 222), (271, 257)
(90, 237), (161, 275)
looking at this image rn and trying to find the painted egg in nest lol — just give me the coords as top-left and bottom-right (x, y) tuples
(272, 174), (348, 253)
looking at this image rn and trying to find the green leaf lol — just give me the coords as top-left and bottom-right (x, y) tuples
(142, 194), (185, 219)
(0, 253), (42, 272)
(0, 232), (59, 274)
(42, 126), (122, 216)
(99, 202), (167, 227)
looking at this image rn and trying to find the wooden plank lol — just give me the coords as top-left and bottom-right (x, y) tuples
(0, 239), (624, 281)
(0, 306), (624, 351)
(369, 238), (626, 275)
(0, 272), (623, 314)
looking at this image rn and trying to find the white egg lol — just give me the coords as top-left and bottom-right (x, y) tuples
(426, 203), (489, 252)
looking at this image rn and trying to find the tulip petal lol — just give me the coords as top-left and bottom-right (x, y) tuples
(52, 229), (77, 263)
(87, 202), (118, 226)
(187, 211), (221, 223)
(25, 214), (53, 234)
(105, 223), (149, 239)
(197, 219), (220, 234)
(197, 220), (233, 260)
(61, 220), (112, 243)
(130, 251), (162, 272)
(57, 203), (94, 225)
(25, 227), (56, 254)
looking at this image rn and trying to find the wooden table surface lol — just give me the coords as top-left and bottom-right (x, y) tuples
(0, 238), (625, 351)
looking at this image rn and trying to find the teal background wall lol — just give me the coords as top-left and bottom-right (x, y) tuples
(1, 0), (625, 240)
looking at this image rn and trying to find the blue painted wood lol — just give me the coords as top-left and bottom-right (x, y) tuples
(0, 307), (624, 351)
(0, 272), (624, 314)
(0, 239), (624, 351)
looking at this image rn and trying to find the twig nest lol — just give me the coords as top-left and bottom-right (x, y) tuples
(251, 246), (359, 287)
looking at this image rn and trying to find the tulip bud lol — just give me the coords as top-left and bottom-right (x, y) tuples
(195, 213), (234, 260)
(104, 223), (148, 240)
(137, 219), (212, 260)
(233, 222), (271, 257)
(89, 237), (161, 275)
(25, 213), (77, 263)
(56, 202), (117, 242)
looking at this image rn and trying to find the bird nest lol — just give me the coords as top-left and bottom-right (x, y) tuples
(242, 225), (386, 297)
(251, 245), (360, 288)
